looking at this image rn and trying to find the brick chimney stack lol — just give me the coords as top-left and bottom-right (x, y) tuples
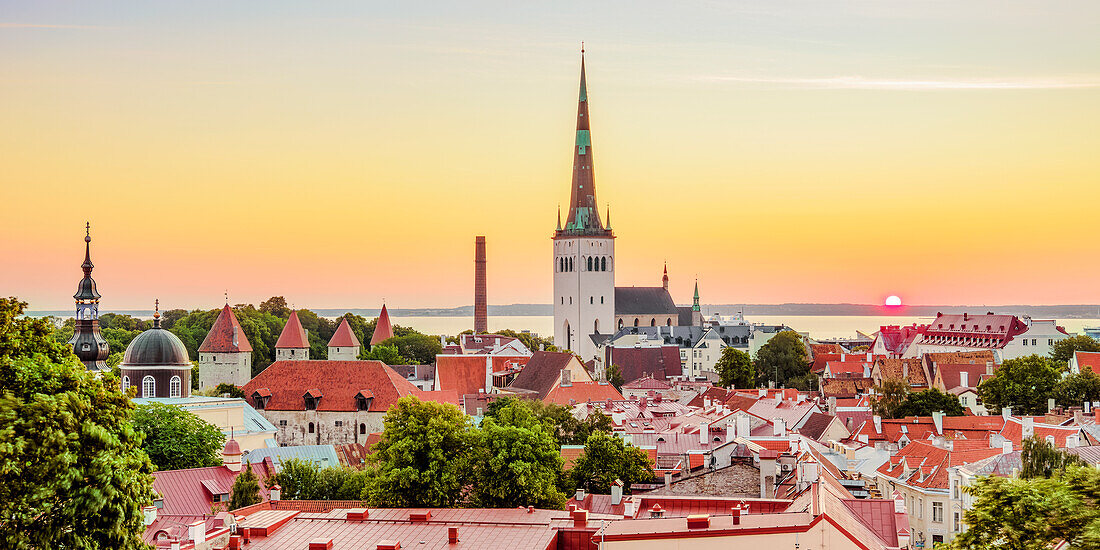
(474, 236), (488, 334)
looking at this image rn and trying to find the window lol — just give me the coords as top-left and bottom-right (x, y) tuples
(1032, 339), (1037, 345)
(633, 318), (639, 327)
(601, 257), (606, 271)
(1023, 339), (1028, 346)
(334, 420), (343, 427)
(590, 297), (593, 304)
(212, 355), (216, 362)
(308, 422), (315, 433)
(360, 423), (367, 435)
(569, 297), (572, 304)
(142, 376), (155, 398)
(953, 511), (961, 532)
(919, 497), (923, 518)
(122, 376), (130, 392)
(601, 296), (604, 304)
(169, 376), (182, 398)
(279, 420), (287, 427)
(932, 501), (943, 523)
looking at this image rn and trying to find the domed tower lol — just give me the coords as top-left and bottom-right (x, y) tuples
(69, 223), (110, 371)
(120, 300), (193, 398)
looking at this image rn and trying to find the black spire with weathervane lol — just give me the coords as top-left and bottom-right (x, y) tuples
(69, 223), (109, 371)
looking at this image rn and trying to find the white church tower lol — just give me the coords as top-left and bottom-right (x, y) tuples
(553, 48), (614, 363)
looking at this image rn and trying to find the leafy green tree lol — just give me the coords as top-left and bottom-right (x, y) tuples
(362, 343), (407, 364)
(785, 372), (819, 391)
(0, 297), (156, 549)
(379, 333), (443, 365)
(1020, 436), (1084, 479)
(606, 363), (625, 390)
(132, 402), (226, 471)
(1052, 335), (1100, 364)
(952, 464), (1100, 550)
(483, 396), (611, 446)
(895, 388), (965, 417)
(229, 462), (262, 510)
(716, 347), (755, 388)
(271, 459), (371, 501)
(872, 377), (909, 419)
(978, 355), (1063, 415)
(213, 382), (246, 398)
(1053, 368), (1100, 408)
(567, 432), (654, 495)
(364, 396), (473, 507)
(754, 331), (809, 388)
(470, 415), (566, 509)
(490, 329), (557, 353)
(258, 296), (291, 318)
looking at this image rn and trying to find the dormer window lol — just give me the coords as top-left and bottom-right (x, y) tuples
(252, 388), (271, 410)
(304, 388), (323, 410)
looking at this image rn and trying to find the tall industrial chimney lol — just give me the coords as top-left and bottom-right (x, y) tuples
(474, 236), (488, 333)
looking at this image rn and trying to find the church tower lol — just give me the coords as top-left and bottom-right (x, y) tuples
(69, 223), (109, 371)
(553, 48), (614, 362)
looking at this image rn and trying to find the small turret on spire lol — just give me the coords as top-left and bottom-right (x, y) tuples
(692, 279), (701, 312)
(662, 262), (669, 290)
(82, 222), (94, 274)
(153, 299), (161, 328)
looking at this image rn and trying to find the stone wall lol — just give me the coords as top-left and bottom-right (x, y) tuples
(259, 409), (386, 446)
(198, 351), (251, 390)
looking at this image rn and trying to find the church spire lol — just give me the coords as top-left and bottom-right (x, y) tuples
(692, 279), (701, 312)
(662, 262), (669, 290)
(559, 45), (609, 236)
(70, 223), (109, 370)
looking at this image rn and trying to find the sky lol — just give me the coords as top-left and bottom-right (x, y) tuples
(3, 1), (1099, 311)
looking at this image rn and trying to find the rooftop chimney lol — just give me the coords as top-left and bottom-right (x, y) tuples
(773, 418), (786, 437)
(575, 488), (585, 502)
(474, 236), (487, 333)
(736, 414), (750, 439)
(960, 371), (969, 388)
(560, 369), (572, 387)
(188, 521), (206, 545)
(377, 541), (401, 550)
(573, 509), (589, 528)
(143, 506), (158, 527)
(448, 527), (459, 544)
(932, 411), (944, 435)
(686, 515), (711, 529)
(873, 415), (882, 434)
(624, 497), (637, 518)
(700, 423), (710, 445)
(1002, 440), (1013, 454)
(759, 451), (777, 498)
(1022, 417), (1034, 438)
(308, 539), (334, 550)
(611, 479), (623, 505)
(731, 505), (742, 525)
(269, 484), (282, 502)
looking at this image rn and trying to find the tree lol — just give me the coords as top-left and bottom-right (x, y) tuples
(470, 415), (566, 509)
(872, 377), (909, 419)
(132, 402), (226, 471)
(895, 388), (965, 417)
(483, 397), (611, 446)
(229, 462), (262, 510)
(379, 333), (443, 365)
(490, 329), (557, 353)
(273, 458), (370, 501)
(607, 363), (625, 391)
(952, 465), (1100, 550)
(1053, 368), (1100, 408)
(0, 297), (156, 549)
(715, 347), (755, 389)
(978, 355), (1063, 415)
(212, 382), (246, 398)
(362, 343), (407, 365)
(364, 396), (473, 507)
(567, 432), (654, 495)
(1052, 335), (1100, 364)
(258, 296), (291, 318)
(1020, 436), (1083, 480)
(754, 331), (809, 388)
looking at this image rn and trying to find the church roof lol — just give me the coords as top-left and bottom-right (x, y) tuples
(329, 318), (360, 348)
(198, 304), (253, 353)
(615, 287), (678, 316)
(275, 311), (309, 349)
(556, 49), (611, 238)
(370, 304), (395, 346)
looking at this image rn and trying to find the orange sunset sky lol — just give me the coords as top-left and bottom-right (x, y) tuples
(2, 2), (1099, 311)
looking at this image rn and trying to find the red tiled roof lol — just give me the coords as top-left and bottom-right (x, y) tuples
(544, 381), (623, 406)
(936, 363), (988, 390)
(152, 463), (272, 517)
(874, 358), (927, 387)
(798, 412), (839, 442)
(328, 318), (360, 348)
(241, 360), (423, 412)
(369, 304), (394, 346)
(435, 355), (529, 397)
(876, 440), (1001, 489)
(686, 387), (731, 408)
(623, 376), (673, 390)
(198, 304), (253, 353)
(820, 378), (873, 399)
(275, 311), (309, 349)
(811, 343), (846, 355)
(1075, 351), (1100, 376)
(608, 345), (683, 382)
(918, 313), (1028, 348)
(508, 351), (579, 399)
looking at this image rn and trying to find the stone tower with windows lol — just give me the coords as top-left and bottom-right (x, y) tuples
(69, 223), (110, 371)
(197, 303), (253, 390)
(553, 48), (614, 363)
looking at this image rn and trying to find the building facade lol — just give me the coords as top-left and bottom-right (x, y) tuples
(119, 301), (193, 399)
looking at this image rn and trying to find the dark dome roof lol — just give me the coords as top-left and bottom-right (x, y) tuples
(74, 276), (101, 300)
(121, 327), (192, 367)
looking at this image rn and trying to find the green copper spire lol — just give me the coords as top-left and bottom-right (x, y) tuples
(558, 44), (609, 237)
(692, 279), (700, 312)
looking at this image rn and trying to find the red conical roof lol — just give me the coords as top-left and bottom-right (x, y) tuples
(275, 310), (310, 349)
(198, 304), (253, 353)
(370, 304), (394, 346)
(329, 317), (361, 348)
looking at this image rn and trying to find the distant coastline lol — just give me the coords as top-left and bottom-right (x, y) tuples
(27, 303), (1100, 319)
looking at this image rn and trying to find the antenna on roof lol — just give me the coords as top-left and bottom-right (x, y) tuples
(225, 290), (229, 305)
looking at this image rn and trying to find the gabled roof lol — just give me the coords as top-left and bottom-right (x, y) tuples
(876, 440), (1001, 489)
(198, 304), (253, 353)
(608, 344), (682, 382)
(614, 287), (679, 315)
(936, 363), (988, 390)
(434, 355), (530, 397)
(275, 311), (309, 349)
(798, 412), (841, 442)
(874, 358), (928, 387)
(241, 360), (424, 412)
(544, 381), (623, 406)
(370, 304), (394, 346)
(1074, 351), (1100, 376)
(328, 318), (360, 348)
(507, 351), (579, 399)
(152, 463), (272, 517)
(623, 376), (673, 390)
(821, 378), (874, 399)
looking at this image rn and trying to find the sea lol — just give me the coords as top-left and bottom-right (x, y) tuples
(387, 315), (1100, 340)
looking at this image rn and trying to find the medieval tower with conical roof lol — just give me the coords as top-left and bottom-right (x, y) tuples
(553, 48), (614, 362)
(197, 301), (253, 390)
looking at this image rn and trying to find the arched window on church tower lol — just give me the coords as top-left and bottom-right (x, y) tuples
(601, 257), (607, 271)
